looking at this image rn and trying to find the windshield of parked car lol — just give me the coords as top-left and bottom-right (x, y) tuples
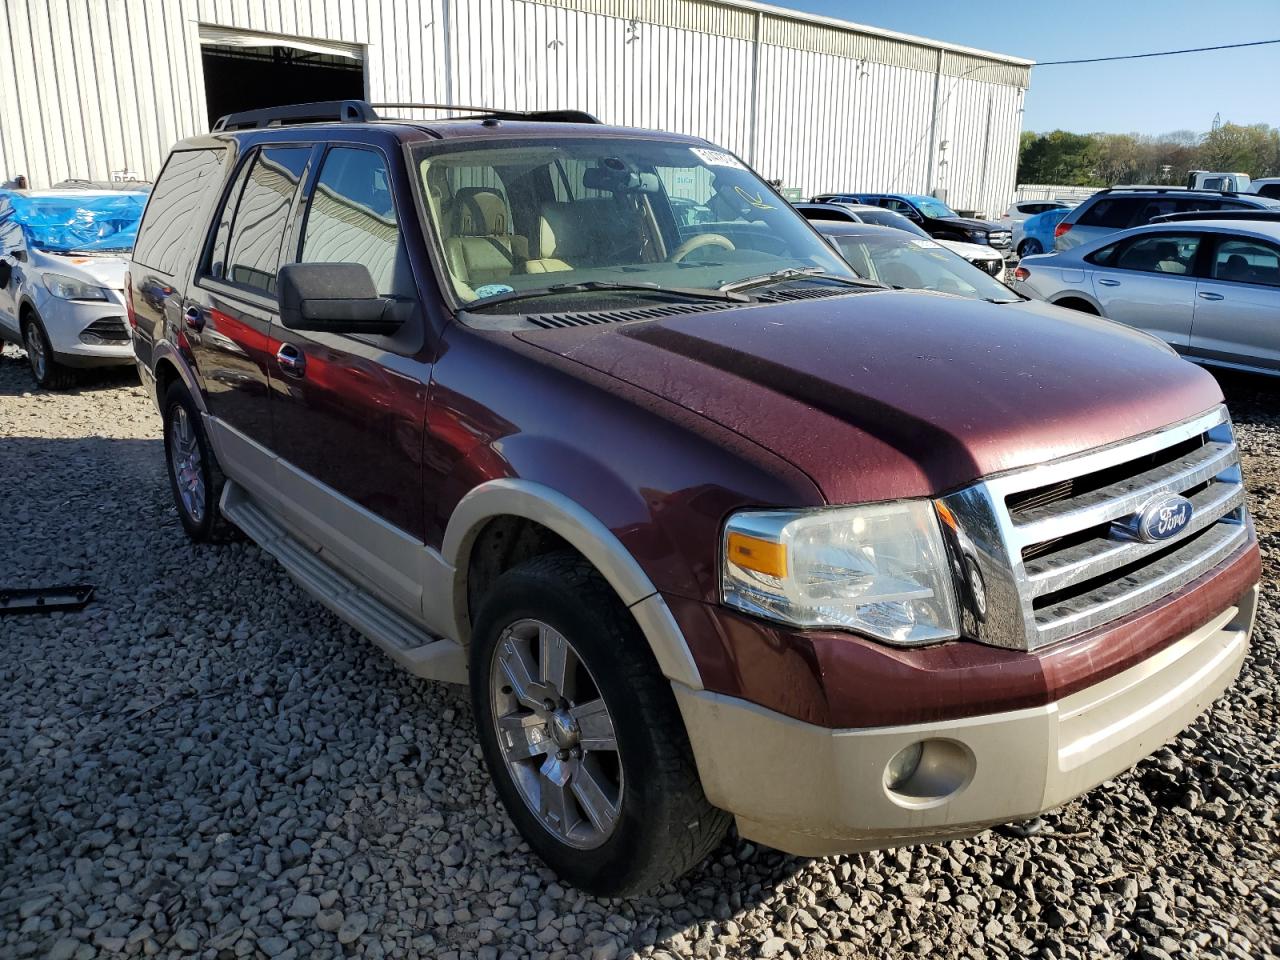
(829, 231), (1016, 301)
(852, 207), (930, 237)
(413, 138), (853, 307)
(915, 198), (958, 219)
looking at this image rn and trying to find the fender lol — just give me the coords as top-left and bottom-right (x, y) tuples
(440, 477), (703, 690)
(149, 338), (208, 414)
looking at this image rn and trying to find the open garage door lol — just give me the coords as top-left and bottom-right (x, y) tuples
(198, 26), (365, 128)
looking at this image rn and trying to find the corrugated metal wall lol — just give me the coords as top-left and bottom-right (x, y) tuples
(0, 0), (1029, 215)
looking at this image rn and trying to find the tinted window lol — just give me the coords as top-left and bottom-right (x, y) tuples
(1112, 234), (1201, 275)
(1213, 238), (1280, 287)
(1077, 197), (1142, 229)
(299, 147), (413, 298)
(134, 149), (224, 273)
(1258, 184), (1280, 201)
(222, 147), (310, 294)
(206, 155), (255, 282)
(855, 208), (930, 237)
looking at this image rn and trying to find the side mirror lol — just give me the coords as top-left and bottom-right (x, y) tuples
(277, 262), (399, 335)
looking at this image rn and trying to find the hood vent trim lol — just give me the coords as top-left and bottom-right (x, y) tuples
(525, 301), (733, 329)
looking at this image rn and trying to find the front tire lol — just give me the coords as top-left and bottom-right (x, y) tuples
(23, 314), (76, 389)
(470, 552), (730, 896)
(162, 380), (236, 542)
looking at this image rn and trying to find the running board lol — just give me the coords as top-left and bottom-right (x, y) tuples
(220, 482), (468, 684)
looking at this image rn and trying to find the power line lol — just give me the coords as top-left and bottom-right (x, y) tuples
(1034, 38), (1280, 66)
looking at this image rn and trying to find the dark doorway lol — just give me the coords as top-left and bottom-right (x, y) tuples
(201, 45), (365, 126)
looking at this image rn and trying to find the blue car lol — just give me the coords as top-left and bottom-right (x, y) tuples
(1017, 207), (1072, 258)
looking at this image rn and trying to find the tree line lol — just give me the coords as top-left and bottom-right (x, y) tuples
(1017, 123), (1280, 187)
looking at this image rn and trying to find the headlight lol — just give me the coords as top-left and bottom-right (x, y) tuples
(721, 502), (959, 646)
(967, 230), (989, 243)
(45, 273), (109, 301)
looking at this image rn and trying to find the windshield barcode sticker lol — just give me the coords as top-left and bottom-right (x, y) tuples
(691, 147), (746, 170)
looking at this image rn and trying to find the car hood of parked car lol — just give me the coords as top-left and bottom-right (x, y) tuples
(517, 290), (1223, 504)
(937, 216), (1005, 233)
(35, 249), (128, 290)
(934, 238), (1002, 261)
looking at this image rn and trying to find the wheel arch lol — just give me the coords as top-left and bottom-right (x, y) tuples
(441, 478), (703, 690)
(1051, 294), (1103, 315)
(151, 340), (208, 415)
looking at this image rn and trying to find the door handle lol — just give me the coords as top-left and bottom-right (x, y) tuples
(276, 343), (306, 377)
(183, 305), (205, 332)
(1097, 278), (1121, 287)
(1198, 291), (1225, 301)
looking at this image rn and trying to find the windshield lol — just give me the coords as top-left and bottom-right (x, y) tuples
(413, 138), (852, 306)
(854, 208), (930, 237)
(915, 198), (957, 219)
(830, 232), (1015, 301)
(0, 190), (146, 253)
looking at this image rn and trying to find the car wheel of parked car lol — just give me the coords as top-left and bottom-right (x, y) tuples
(1017, 238), (1043, 257)
(470, 551), (730, 896)
(22, 314), (76, 390)
(162, 380), (237, 542)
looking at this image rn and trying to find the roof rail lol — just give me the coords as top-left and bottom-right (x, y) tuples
(1150, 209), (1280, 225)
(212, 99), (376, 131)
(372, 102), (601, 124)
(1096, 185), (1249, 198)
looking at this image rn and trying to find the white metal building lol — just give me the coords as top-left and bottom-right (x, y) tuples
(0, 0), (1031, 215)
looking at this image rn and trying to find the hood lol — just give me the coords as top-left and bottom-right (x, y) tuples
(938, 216), (1004, 233)
(515, 291), (1223, 504)
(935, 238), (1001, 260)
(36, 251), (128, 290)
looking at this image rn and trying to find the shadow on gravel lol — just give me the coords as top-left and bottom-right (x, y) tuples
(1212, 367), (1280, 422)
(0, 348), (139, 397)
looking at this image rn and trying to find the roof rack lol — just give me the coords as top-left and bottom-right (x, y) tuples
(1095, 185), (1248, 198)
(212, 99), (375, 131)
(372, 102), (601, 124)
(1150, 209), (1280, 225)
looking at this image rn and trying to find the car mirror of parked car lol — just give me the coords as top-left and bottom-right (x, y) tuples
(277, 262), (399, 335)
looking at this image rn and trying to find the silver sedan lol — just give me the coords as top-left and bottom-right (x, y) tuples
(1013, 219), (1280, 377)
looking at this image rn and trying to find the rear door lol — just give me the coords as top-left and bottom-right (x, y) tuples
(186, 144), (313, 456)
(1088, 231), (1203, 348)
(1190, 234), (1280, 372)
(128, 148), (227, 368)
(265, 142), (432, 620)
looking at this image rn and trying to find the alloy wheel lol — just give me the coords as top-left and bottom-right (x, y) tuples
(169, 405), (205, 523)
(489, 618), (622, 849)
(24, 325), (46, 381)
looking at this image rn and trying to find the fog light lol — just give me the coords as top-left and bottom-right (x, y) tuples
(79, 331), (105, 345)
(885, 742), (924, 790)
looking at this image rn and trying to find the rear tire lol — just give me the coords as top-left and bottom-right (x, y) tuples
(22, 314), (76, 390)
(470, 552), (730, 896)
(162, 380), (238, 542)
(1017, 238), (1043, 257)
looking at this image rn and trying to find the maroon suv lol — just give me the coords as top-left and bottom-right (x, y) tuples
(128, 101), (1260, 896)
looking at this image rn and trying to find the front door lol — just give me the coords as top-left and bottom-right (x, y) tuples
(1190, 235), (1280, 372)
(1089, 232), (1203, 349)
(265, 143), (432, 620)
(187, 144), (313, 452)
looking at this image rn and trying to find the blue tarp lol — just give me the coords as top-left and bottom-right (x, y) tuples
(0, 190), (147, 254)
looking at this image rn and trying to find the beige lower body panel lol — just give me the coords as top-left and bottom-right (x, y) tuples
(675, 588), (1256, 857)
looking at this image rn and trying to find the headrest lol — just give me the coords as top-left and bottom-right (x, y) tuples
(452, 188), (511, 237)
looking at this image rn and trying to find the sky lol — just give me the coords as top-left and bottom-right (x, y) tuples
(766, 0), (1280, 136)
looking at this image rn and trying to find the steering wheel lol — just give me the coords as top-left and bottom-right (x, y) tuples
(669, 233), (735, 262)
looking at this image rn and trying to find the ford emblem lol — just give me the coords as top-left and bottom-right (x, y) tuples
(1113, 494), (1194, 543)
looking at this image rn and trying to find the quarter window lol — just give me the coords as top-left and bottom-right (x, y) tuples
(299, 147), (413, 298)
(1111, 234), (1201, 276)
(134, 149), (224, 274)
(1077, 197), (1142, 229)
(220, 147), (311, 295)
(1212, 238), (1280, 287)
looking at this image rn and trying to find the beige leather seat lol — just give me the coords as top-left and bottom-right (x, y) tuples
(443, 188), (529, 286)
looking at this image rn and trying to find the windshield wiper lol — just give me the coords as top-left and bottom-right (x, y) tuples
(719, 267), (883, 293)
(464, 280), (750, 311)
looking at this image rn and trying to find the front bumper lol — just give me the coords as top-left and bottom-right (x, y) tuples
(675, 583), (1256, 856)
(36, 291), (133, 366)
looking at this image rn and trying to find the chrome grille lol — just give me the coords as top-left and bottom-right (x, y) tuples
(939, 405), (1248, 651)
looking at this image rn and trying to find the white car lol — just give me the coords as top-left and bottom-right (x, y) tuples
(934, 237), (1005, 277)
(1000, 200), (1073, 248)
(0, 189), (145, 388)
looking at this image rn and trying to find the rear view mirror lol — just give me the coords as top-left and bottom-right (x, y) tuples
(582, 164), (660, 194)
(278, 262), (399, 335)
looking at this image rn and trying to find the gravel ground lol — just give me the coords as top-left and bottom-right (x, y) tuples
(2, 340), (1278, 960)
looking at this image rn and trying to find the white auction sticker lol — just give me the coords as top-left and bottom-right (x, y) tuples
(691, 147), (746, 169)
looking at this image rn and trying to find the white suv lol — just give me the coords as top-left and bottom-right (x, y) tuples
(0, 189), (146, 388)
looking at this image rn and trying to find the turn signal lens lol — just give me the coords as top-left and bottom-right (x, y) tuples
(726, 532), (787, 578)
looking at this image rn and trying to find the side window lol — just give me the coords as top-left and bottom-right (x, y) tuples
(1212, 238), (1280, 287)
(299, 147), (414, 298)
(1078, 197), (1142, 229)
(221, 146), (311, 295)
(882, 199), (913, 215)
(133, 149), (224, 273)
(207, 154), (255, 281)
(1086, 241), (1121, 266)
(1112, 234), (1201, 276)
